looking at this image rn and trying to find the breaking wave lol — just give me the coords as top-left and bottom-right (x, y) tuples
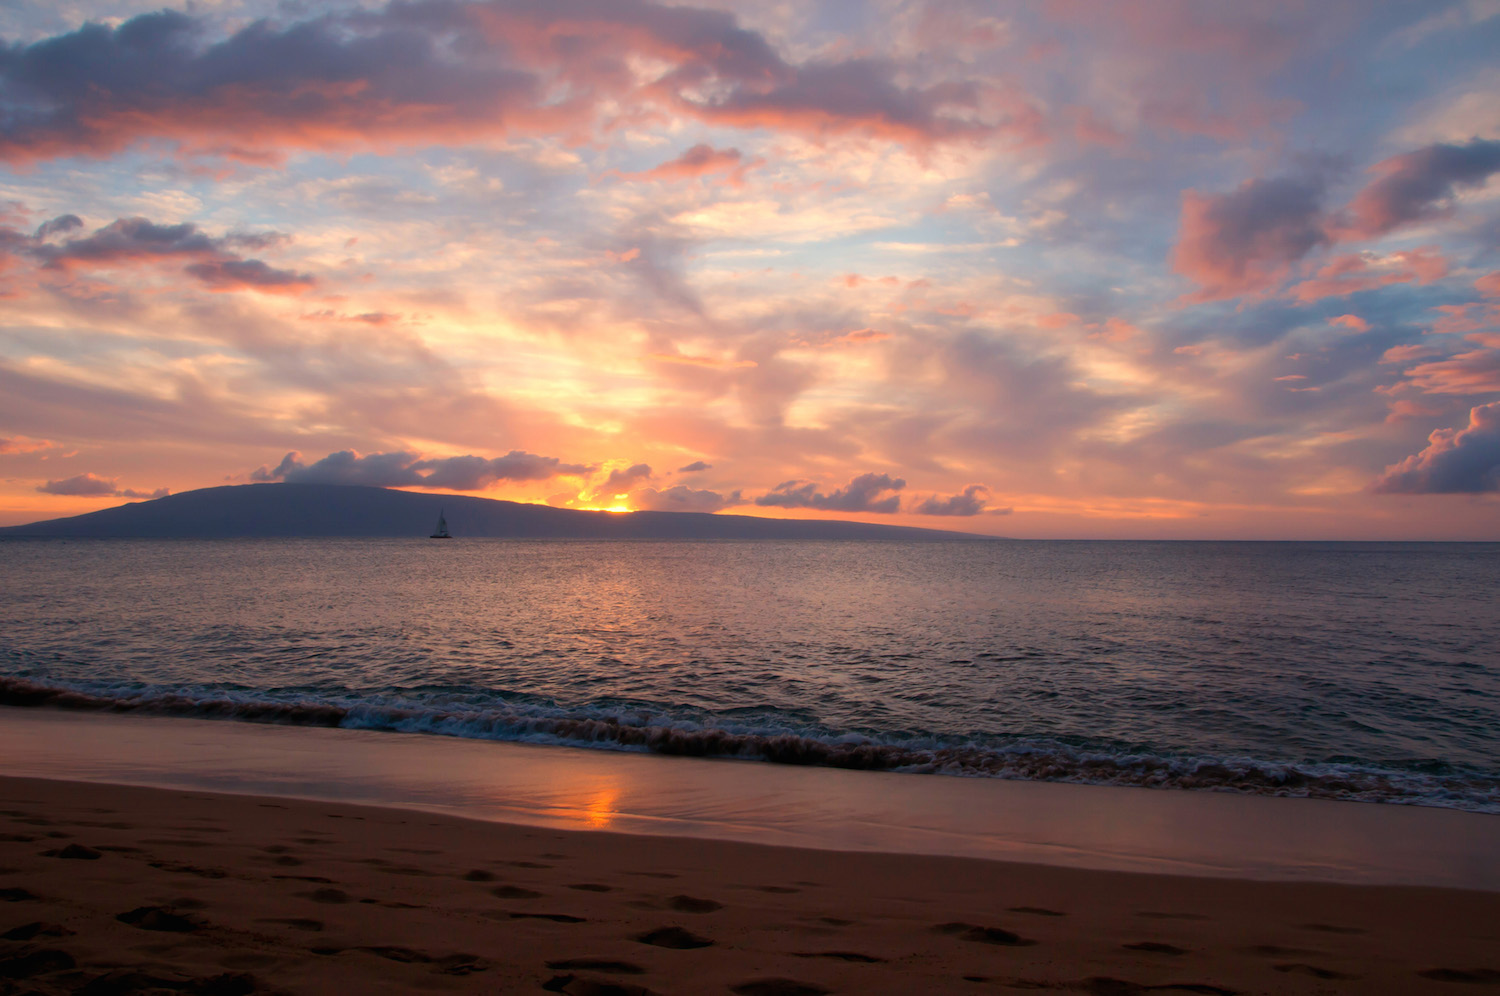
(4, 675), (1496, 813)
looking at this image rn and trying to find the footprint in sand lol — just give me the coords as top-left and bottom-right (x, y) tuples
(0, 887), (40, 902)
(636, 926), (713, 950)
(492, 886), (544, 900)
(0, 948), (76, 979)
(505, 912), (587, 923)
(753, 886), (800, 894)
(729, 979), (832, 996)
(792, 951), (885, 964)
(1298, 923), (1365, 935)
(546, 958), (646, 974)
(300, 888), (353, 904)
(42, 843), (102, 860)
(357, 946), (488, 975)
(1008, 906), (1067, 917)
(463, 869), (497, 882)
(80, 970), (260, 995)
(1075, 977), (1234, 996)
(2, 922), (75, 941)
(543, 976), (656, 996)
(668, 895), (723, 913)
(1123, 941), (1190, 955)
(148, 860), (227, 879)
(116, 906), (200, 933)
(1274, 963), (1359, 980)
(568, 884), (614, 893)
(1138, 911), (1209, 921)
(257, 917), (325, 932)
(932, 922), (1035, 947)
(1417, 968), (1500, 984)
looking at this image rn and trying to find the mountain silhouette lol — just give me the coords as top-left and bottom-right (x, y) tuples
(0, 483), (993, 540)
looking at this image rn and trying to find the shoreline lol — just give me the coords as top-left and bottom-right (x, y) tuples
(4, 774), (1499, 995)
(2, 707), (1497, 890)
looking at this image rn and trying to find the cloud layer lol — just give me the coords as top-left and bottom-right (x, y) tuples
(3, 2), (1499, 539)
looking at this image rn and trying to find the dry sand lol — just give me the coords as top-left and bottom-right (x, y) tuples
(2, 775), (1497, 995)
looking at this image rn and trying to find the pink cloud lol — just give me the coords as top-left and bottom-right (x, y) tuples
(1476, 272), (1500, 298)
(1286, 247), (1447, 304)
(1171, 176), (1327, 301)
(1384, 398), (1445, 423)
(1327, 314), (1368, 332)
(1379, 343), (1440, 365)
(623, 144), (761, 186)
(0, 435), (58, 455)
(1338, 139), (1500, 240)
(1400, 350), (1500, 395)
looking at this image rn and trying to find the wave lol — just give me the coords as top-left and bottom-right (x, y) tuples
(3, 675), (1497, 812)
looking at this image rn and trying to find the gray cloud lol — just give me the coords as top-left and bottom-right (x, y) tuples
(1172, 174), (1329, 300)
(0, 1), (1005, 167)
(755, 472), (905, 513)
(602, 462), (653, 491)
(1343, 139), (1500, 239)
(914, 484), (994, 516)
(37, 472), (168, 499)
(255, 448), (591, 489)
(19, 215), (310, 293)
(629, 484), (740, 512)
(1370, 401), (1500, 494)
(678, 460), (711, 472)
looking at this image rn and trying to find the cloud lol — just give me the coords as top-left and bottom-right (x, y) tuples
(629, 484), (740, 512)
(0, 434), (58, 454)
(755, 472), (906, 514)
(255, 449), (590, 489)
(678, 460), (711, 473)
(0, 3), (1007, 166)
(21, 216), (311, 294)
(1340, 139), (1500, 239)
(1370, 401), (1500, 493)
(676, 56), (1012, 147)
(601, 462), (653, 492)
(1398, 350), (1500, 395)
(183, 259), (315, 294)
(33, 215), (82, 240)
(37, 472), (168, 499)
(913, 484), (993, 516)
(1171, 175), (1329, 301)
(1286, 247), (1448, 303)
(625, 144), (759, 185)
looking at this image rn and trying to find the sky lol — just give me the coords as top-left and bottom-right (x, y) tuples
(1, 0), (1498, 539)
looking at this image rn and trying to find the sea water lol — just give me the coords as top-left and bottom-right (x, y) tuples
(2, 538), (1496, 811)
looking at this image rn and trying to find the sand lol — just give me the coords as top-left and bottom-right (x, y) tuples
(2, 775), (1498, 995)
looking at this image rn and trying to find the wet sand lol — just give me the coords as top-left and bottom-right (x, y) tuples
(3, 775), (1498, 995)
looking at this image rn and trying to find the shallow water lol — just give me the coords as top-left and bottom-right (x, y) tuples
(2, 538), (1497, 810)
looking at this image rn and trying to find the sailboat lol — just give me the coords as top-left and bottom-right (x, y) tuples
(429, 510), (452, 539)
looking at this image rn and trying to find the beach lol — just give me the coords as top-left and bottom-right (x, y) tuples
(3, 709), (1500, 995)
(4, 775), (1499, 996)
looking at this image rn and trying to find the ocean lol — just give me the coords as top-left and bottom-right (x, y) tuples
(2, 538), (1497, 812)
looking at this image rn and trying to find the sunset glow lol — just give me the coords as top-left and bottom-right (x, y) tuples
(1, 1), (1498, 538)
